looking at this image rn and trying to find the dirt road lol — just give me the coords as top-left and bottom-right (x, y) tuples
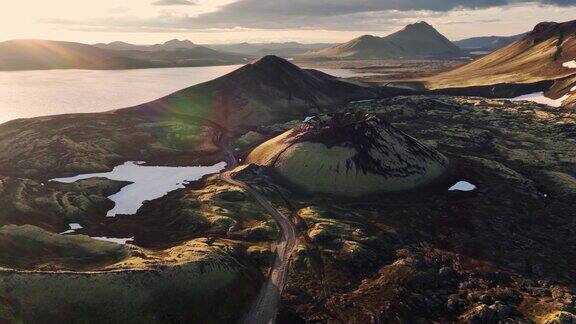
(219, 148), (298, 324)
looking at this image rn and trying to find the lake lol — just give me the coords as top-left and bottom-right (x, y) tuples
(51, 161), (227, 217)
(0, 65), (374, 124)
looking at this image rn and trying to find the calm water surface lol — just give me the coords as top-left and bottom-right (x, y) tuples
(0, 65), (374, 124)
(52, 161), (227, 217)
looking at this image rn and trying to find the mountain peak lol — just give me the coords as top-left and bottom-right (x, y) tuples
(109, 41), (131, 45)
(164, 39), (193, 44)
(411, 21), (433, 27)
(529, 20), (576, 42)
(162, 39), (196, 48)
(250, 55), (298, 72)
(398, 21), (438, 35)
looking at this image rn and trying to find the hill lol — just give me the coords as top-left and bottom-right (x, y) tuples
(0, 224), (129, 270)
(454, 33), (526, 52)
(119, 55), (381, 134)
(427, 20), (576, 106)
(305, 22), (462, 60)
(245, 112), (449, 196)
(0, 225), (262, 323)
(0, 39), (151, 71)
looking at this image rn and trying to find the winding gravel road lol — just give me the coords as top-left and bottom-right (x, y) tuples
(219, 148), (299, 324)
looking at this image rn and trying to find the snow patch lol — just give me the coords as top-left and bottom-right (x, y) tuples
(92, 236), (134, 245)
(509, 92), (569, 108)
(60, 223), (83, 235)
(52, 161), (226, 217)
(563, 60), (576, 69)
(350, 99), (376, 104)
(449, 181), (477, 192)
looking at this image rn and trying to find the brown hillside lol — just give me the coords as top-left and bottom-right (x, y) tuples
(427, 20), (576, 90)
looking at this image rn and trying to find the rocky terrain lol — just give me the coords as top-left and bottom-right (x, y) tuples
(108, 94), (576, 323)
(0, 56), (576, 323)
(229, 96), (576, 323)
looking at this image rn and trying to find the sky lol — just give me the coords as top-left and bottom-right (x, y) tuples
(1, 0), (575, 44)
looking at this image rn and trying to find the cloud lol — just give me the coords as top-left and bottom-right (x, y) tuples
(147, 0), (574, 30)
(42, 10), (434, 32)
(42, 0), (576, 35)
(197, 0), (574, 18)
(151, 0), (196, 6)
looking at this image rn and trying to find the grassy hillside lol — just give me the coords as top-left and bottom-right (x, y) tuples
(246, 113), (448, 196)
(0, 112), (219, 179)
(0, 176), (127, 231)
(0, 227), (262, 323)
(0, 225), (130, 270)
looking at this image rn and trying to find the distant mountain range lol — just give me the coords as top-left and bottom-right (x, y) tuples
(0, 39), (245, 71)
(95, 40), (334, 57)
(0, 28), (550, 72)
(0, 40), (151, 71)
(94, 39), (200, 52)
(453, 33), (527, 52)
(206, 42), (333, 56)
(93, 39), (247, 66)
(105, 47), (244, 67)
(304, 22), (462, 60)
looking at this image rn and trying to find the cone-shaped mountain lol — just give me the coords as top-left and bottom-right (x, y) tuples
(246, 112), (449, 196)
